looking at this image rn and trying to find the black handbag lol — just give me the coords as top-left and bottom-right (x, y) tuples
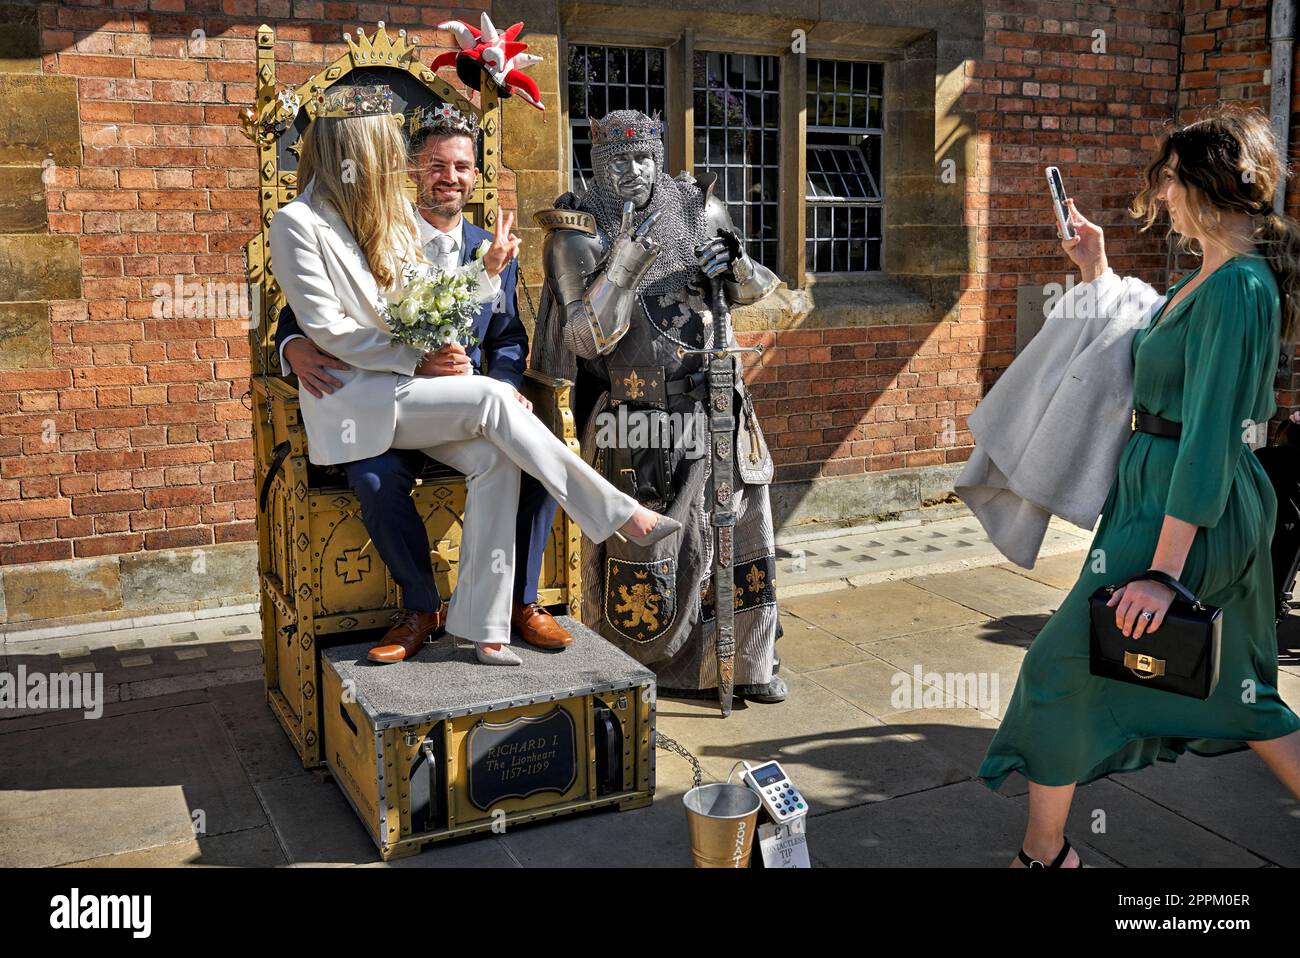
(1087, 569), (1222, 699)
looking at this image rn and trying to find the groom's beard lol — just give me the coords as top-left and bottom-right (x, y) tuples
(418, 182), (470, 219)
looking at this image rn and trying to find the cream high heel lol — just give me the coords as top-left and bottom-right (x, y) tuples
(474, 643), (522, 666)
(452, 635), (523, 666)
(612, 510), (682, 548)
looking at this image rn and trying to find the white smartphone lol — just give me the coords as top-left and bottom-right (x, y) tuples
(1046, 166), (1076, 241)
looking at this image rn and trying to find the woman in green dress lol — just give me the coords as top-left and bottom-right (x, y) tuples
(979, 106), (1300, 868)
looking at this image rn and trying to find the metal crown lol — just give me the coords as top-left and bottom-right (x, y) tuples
(341, 22), (419, 67)
(313, 83), (395, 119)
(409, 101), (480, 139)
(590, 110), (665, 146)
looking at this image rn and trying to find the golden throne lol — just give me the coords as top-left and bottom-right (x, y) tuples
(241, 23), (581, 768)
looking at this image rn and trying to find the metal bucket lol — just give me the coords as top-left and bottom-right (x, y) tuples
(682, 783), (761, 868)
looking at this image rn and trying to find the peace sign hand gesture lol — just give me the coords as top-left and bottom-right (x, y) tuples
(482, 209), (521, 278)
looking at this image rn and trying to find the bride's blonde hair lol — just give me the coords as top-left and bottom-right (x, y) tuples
(296, 111), (424, 290)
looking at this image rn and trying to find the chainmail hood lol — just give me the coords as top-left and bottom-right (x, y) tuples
(578, 111), (711, 296)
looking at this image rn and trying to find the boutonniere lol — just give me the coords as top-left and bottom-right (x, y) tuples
(472, 239), (491, 261)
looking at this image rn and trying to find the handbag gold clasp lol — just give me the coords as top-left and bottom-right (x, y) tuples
(1131, 408), (1137, 431)
(1124, 650), (1165, 679)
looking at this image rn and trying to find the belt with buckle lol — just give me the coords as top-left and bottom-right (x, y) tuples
(1131, 407), (1182, 438)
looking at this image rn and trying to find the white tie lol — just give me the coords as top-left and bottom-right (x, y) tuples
(431, 233), (457, 272)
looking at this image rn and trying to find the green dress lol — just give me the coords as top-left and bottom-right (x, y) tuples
(980, 254), (1300, 791)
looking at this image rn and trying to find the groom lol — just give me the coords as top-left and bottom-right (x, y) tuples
(275, 104), (569, 661)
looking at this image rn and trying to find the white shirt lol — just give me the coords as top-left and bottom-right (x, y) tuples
(279, 212), (499, 372)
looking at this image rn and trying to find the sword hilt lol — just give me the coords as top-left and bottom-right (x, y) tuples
(676, 344), (763, 359)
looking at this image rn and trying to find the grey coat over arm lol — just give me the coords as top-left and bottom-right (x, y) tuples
(955, 271), (1164, 568)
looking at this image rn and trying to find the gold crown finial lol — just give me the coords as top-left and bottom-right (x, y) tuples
(343, 21), (418, 67)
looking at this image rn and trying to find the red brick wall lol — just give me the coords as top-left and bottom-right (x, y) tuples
(0, 1), (490, 565)
(1171, 0), (1300, 416)
(1178, 0), (1271, 122)
(6, 0), (1300, 568)
(757, 1), (1187, 487)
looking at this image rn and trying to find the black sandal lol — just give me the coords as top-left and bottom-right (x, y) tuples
(1017, 836), (1074, 869)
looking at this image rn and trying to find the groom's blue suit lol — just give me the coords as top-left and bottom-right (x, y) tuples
(274, 218), (559, 612)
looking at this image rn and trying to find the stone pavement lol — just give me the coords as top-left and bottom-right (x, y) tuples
(1, 518), (1297, 868)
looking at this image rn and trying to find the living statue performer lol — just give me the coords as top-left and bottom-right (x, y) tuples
(532, 108), (787, 708)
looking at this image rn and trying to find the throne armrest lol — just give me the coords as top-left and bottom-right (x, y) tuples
(521, 369), (578, 454)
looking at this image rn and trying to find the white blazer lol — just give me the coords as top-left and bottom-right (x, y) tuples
(954, 270), (1164, 567)
(267, 182), (497, 465)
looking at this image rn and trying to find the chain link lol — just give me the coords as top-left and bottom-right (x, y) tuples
(652, 730), (703, 790)
(517, 265), (539, 326)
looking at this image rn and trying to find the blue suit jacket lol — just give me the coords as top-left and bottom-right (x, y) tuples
(274, 218), (528, 390)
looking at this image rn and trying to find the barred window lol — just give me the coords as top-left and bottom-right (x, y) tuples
(692, 51), (781, 271)
(806, 59), (884, 273)
(567, 44), (667, 191)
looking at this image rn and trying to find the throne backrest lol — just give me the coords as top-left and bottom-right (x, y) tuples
(241, 22), (503, 378)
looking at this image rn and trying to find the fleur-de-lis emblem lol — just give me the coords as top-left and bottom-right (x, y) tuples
(746, 564), (766, 594)
(623, 369), (645, 400)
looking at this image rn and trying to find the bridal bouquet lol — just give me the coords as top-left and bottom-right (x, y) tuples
(380, 255), (486, 353)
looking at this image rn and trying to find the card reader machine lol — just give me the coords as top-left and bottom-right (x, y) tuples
(741, 760), (807, 823)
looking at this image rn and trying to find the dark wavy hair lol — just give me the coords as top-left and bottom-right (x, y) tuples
(1131, 104), (1300, 341)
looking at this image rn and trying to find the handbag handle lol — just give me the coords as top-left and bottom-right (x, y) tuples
(1114, 569), (1205, 610)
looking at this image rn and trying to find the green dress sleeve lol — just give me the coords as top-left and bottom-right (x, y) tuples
(1164, 266), (1274, 528)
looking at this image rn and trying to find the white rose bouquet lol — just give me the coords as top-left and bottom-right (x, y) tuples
(380, 257), (485, 354)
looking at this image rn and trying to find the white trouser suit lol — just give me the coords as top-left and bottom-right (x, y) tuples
(269, 185), (640, 644)
(389, 372), (638, 642)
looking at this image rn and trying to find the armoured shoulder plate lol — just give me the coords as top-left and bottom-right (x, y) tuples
(701, 191), (733, 237)
(534, 208), (597, 236)
(681, 167), (722, 201)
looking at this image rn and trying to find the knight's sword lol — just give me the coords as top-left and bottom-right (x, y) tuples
(680, 277), (762, 717)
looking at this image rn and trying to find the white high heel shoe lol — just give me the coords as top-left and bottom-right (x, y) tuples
(474, 642), (522, 666)
(453, 635), (522, 666)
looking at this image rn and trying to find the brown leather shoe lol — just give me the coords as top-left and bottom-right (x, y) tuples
(511, 601), (572, 650)
(368, 608), (447, 664)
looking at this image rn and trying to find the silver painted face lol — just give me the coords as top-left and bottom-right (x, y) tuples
(603, 151), (657, 210)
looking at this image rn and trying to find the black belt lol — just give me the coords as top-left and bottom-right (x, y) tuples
(666, 371), (706, 396)
(1132, 408), (1182, 438)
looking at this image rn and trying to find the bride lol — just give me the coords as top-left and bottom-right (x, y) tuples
(268, 84), (679, 665)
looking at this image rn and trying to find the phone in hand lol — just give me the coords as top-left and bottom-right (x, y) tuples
(1046, 166), (1076, 241)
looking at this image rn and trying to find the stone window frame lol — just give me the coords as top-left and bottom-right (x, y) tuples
(557, 17), (951, 316)
(565, 42), (671, 193)
(804, 57), (887, 275)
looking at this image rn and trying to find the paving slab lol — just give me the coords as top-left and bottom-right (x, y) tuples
(807, 780), (1028, 868)
(875, 707), (1019, 794)
(909, 564), (1067, 629)
(853, 622), (1030, 719)
(1109, 749), (1300, 868)
(657, 671), (964, 810)
(805, 654), (965, 718)
(782, 580), (988, 644)
(1006, 778), (1266, 868)
(368, 835), (522, 869)
(0, 687), (207, 735)
(774, 514), (1092, 598)
(775, 611), (871, 674)
(496, 789), (695, 868)
(999, 548), (1089, 591)
(207, 680), (304, 786)
(255, 775), (380, 866)
(0, 625), (263, 714)
(0, 702), (266, 867)
(58, 825), (287, 868)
